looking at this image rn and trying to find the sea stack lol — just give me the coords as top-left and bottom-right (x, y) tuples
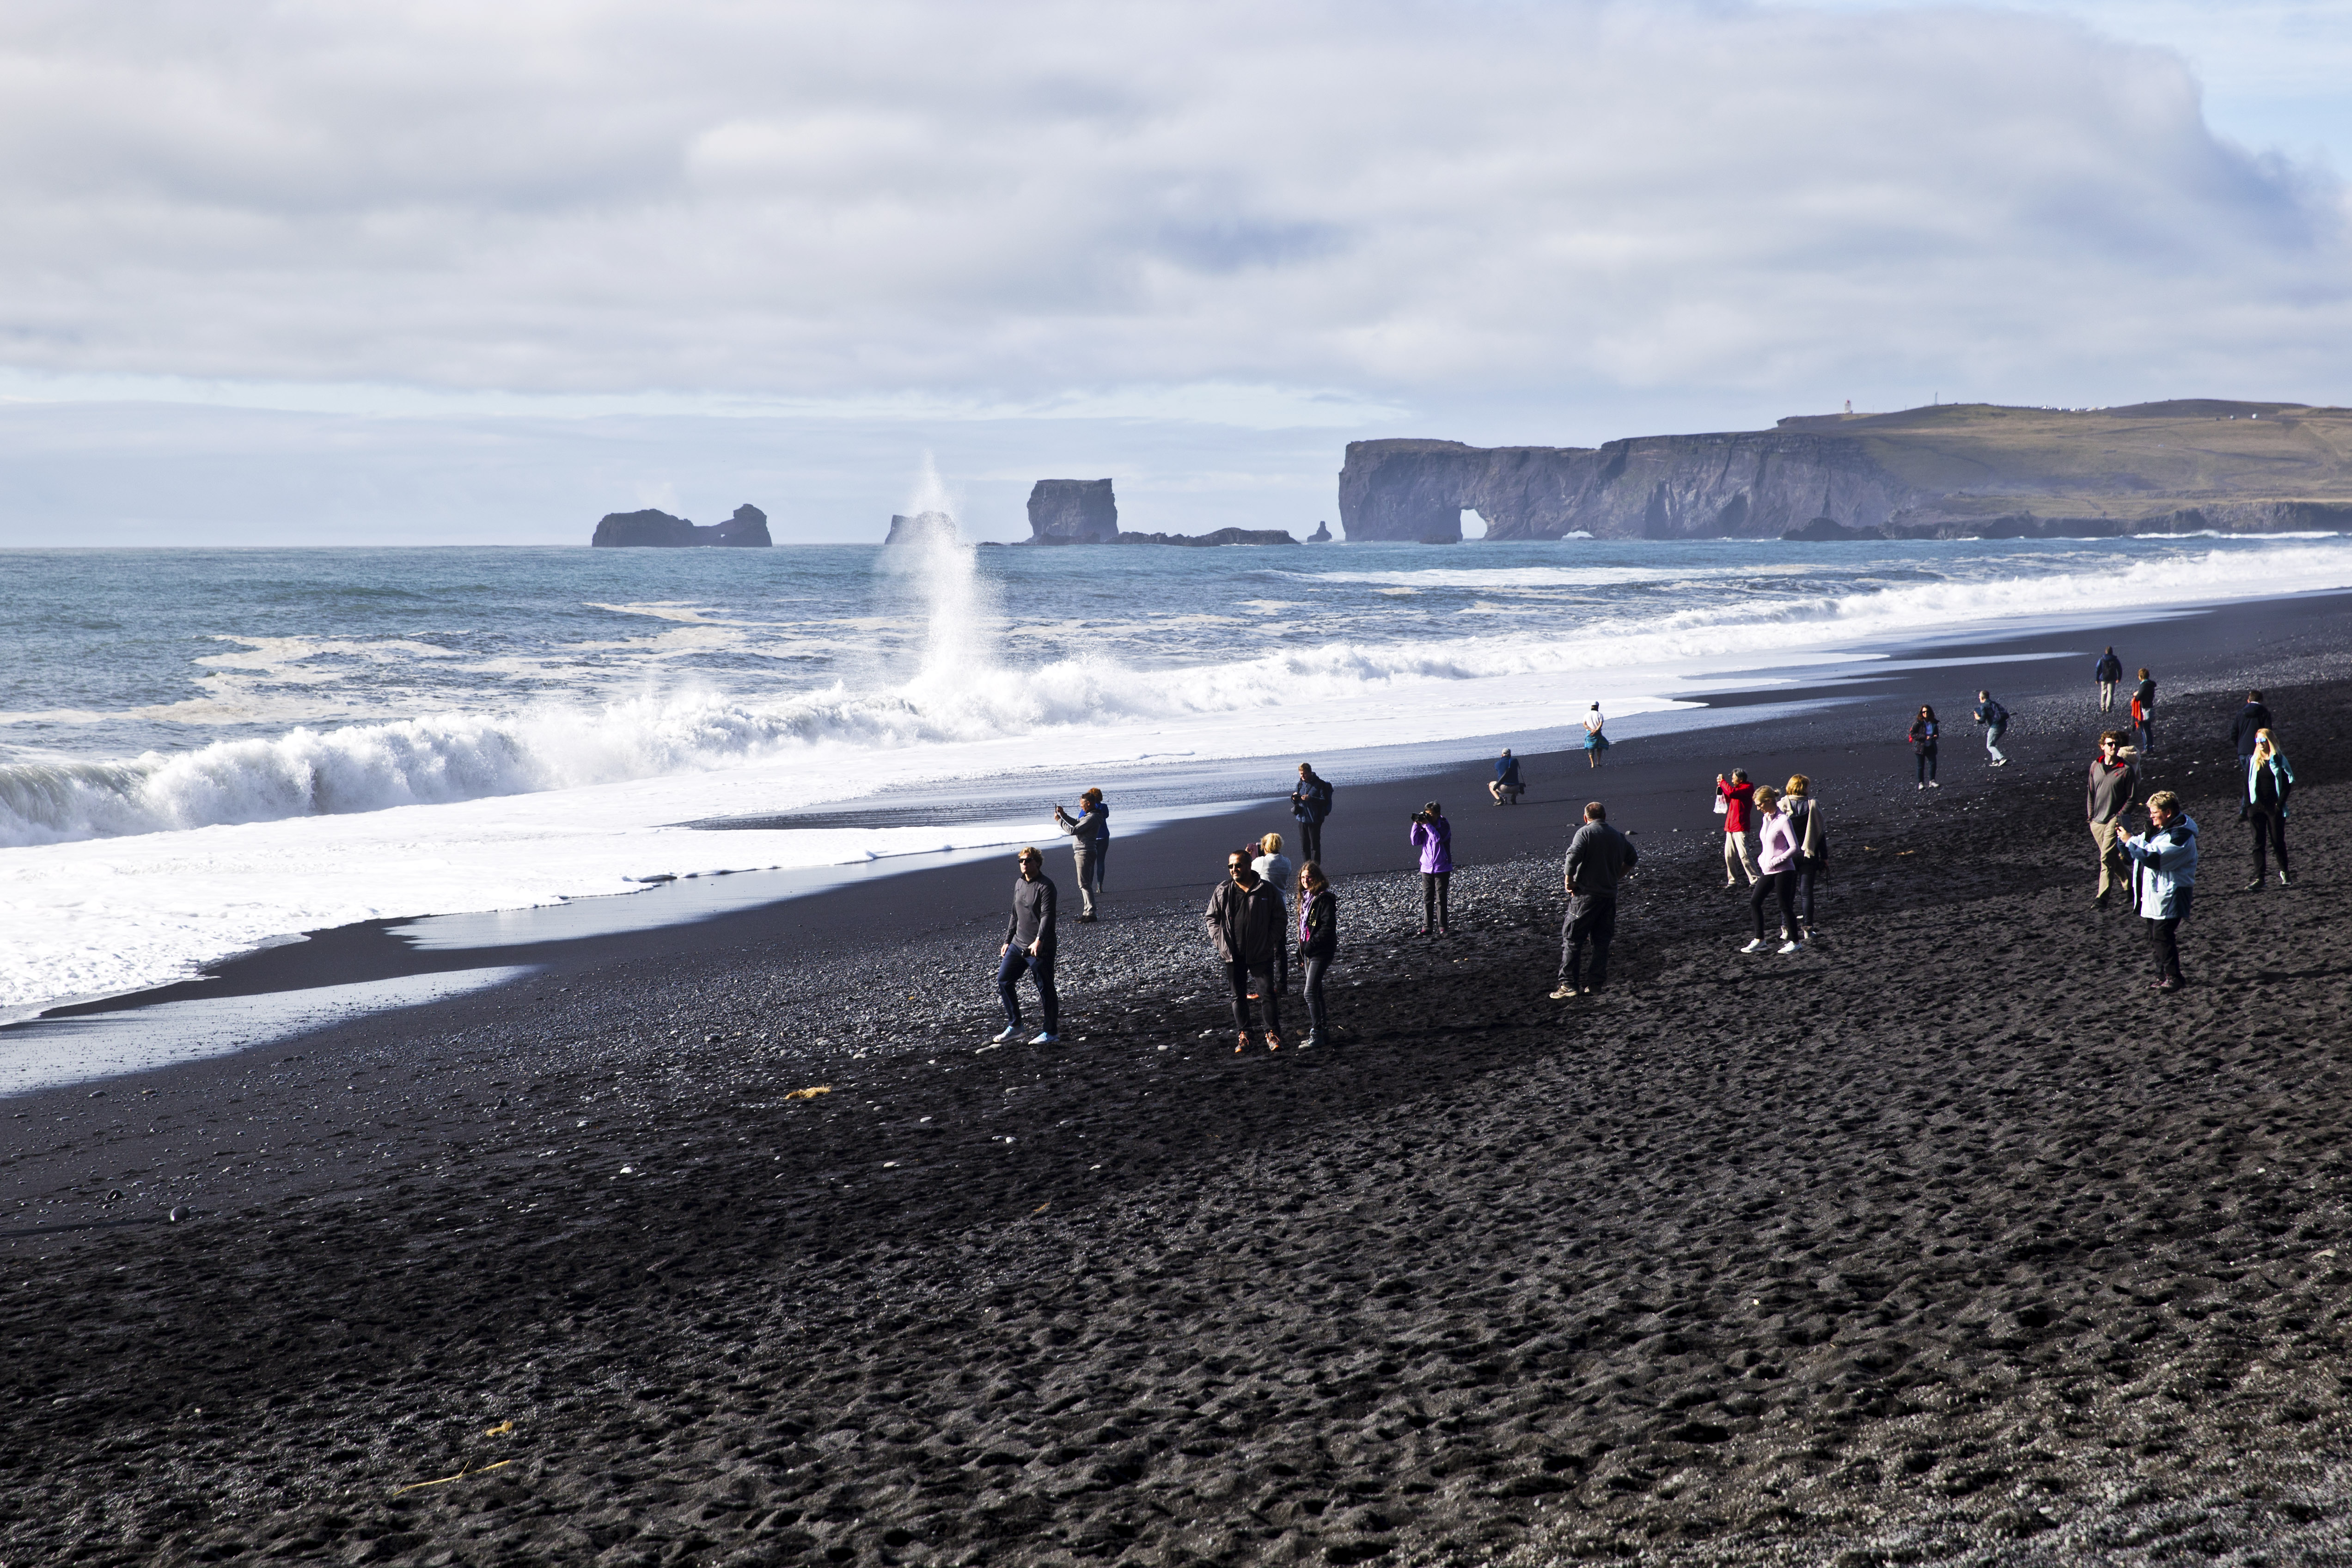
(591, 504), (772, 547)
(1307, 521), (1333, 543)
(884, 511), (959, 547)
(1025, 479), (1119, 544)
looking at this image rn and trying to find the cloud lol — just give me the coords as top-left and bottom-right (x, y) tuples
(0, 0), (2343, 431)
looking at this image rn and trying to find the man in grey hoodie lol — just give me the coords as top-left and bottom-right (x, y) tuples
(1208, 850), (1288, 1049)
(1552, 801), (1638, 998)
(1052, 788), (1110, 921)
(995, 848), (1059, 1044)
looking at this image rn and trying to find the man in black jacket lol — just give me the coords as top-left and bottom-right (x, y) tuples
(1552, 801), (1638, 999)
(2229, 691), (2274, 761)
(2095, 647), (2123, 713)
(1289, 763), (1333, 865)
(2087, 732), (2138, 909)
(1208, 850), (1288, 1048)
(995, 848), (1059, 1044)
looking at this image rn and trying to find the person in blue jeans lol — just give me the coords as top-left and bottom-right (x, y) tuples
(1972, 689), (2010, 767)
(994, 847), (1059, 1044)
(1907, 705), (1941, 788)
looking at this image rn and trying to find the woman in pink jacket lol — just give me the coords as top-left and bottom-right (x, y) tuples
(1740, 786), (1805, 954)
(1410, 801), (1453, 936)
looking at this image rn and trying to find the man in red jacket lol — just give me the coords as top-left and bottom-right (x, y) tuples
(1716, 769), (1758, 887)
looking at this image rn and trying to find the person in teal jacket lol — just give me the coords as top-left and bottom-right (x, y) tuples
(2242, 729), (2294, 890)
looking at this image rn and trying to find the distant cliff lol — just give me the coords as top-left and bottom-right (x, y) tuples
(883, 511), (958, 547)
(592, 504), (772, 547)
(1116, 528), (1296, 547)
(1338, 402), (2352, 540)
(1026, 480), (1118, 544)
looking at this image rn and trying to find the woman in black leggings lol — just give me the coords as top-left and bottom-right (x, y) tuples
(1740, 786), (1804, 953)
(1297, 861), (1338, 1048)
(1907, 706), (1940, 788)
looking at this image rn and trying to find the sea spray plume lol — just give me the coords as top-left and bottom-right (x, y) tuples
(875, 453), (1002, 696)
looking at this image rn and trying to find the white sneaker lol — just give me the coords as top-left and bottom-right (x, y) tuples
(1916, 782), (1925, 790)
(992, 1025), (1020, 1043)
(1928, 781), (1941, 788)
(1740, 938), (1767, 954)
(1030, 1031), (1059, 1044)
(1778, 940), (1803, 954)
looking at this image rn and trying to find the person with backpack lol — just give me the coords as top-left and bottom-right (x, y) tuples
(1289, 763), (1334, 864)
(2229, 691), (2275, 761)
(1208, 849), (1288, 1050)
(2119, 789), (2198, 990)
(2086, 730), (2139, 909)
(1296, 861), (1338, 1048)
(1972, 689), (2010, 767)
(1908, 705), (1941, 788)
(1715, 769), (1758, 886)
(994, 847), (1060, 1044)
(1410, 802), (1454, 936)
(2242, 729), (2294, 890)
(1551, 800), (1637, 998)
(2095, 647), (2124, 713)
(2131, 668), (2157, 757)
(1051, 787), (1110, 921)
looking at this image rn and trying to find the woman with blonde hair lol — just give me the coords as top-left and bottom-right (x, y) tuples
(1741, 786), (1804, 954)
(2243, 729), (2294, 889)
(1782, 774), (1823, 940)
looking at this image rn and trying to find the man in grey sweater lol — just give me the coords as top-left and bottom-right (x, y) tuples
(2087, 731), (2139, 909)
(1051, 787), (1110, 921)
(995, 848), (1059, 1044)
(1552, 801), (1637, 998)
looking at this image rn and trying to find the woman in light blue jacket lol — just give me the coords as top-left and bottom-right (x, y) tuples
(2119, 788), (2197, 991)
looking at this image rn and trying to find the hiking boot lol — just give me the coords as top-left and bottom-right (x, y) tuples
(1234, 1032), (1252, 1053)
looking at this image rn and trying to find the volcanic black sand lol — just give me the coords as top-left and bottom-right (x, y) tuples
(7, 594), (2352, 1565)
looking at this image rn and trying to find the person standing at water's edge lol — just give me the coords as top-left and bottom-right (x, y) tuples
(1717, 769), (1758, 886)
(1972, 689), (2010, 767)
(1411, 802), (1453, 936)
(2243, 729), (2294, 890)
(1583, 703), (1611, 769)
(1908, 706), (1941, 788)
(1489, 749), (1523, 806)
(995, 848), (1059, 1044)
(2230, 691), (2275, 762)
(1209, 850), (1286, 1051)
(2132, 668), (2157, 757)
(1051, 788), (1109, 922)
(2096, 646), (2123, 713)
(1552, 801), (1636, 999)
(2086, 731), (2139, 909)
(1296, 862), (1339, 1048)
(1290, 763), (1333, 865)
(2120, 790), (2198, 991)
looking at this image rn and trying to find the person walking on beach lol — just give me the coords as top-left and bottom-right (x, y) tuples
(2230, 691), (2275, 762)
(1972, 689), (2010, 768)
(1489, 749), (1524, 805)
(1782, 774), (1823, 940)
(2086, 730), (2139, 909)
(1411, 801), (1453, 936)
(1051, 788), (1110, 921)
(1716, 769), (1759, 886)
(2120, 789), (2198, 991)
(2131, 668), (2157, 757)
(1583, 703), (1611, 769)
(1740, 786), (1804, 954)
(1290, 763), (1333, 865)
(1908, 705), (1941, 788)
(2096, 647), (2124, 713)
(995, 847), (1059, 1044)
(1551, 801), (1637, 999)
(1296, 861), (1338, 1048)
(2242, 729), (2294, 890)
(1209, 849), (1286, 1050)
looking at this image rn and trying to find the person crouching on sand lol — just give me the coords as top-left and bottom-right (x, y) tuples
(2120, 789), (2198, 991)
(1740, 786), (1804, 955)
(1552, 801), (1637, 999)
(1716, 769), (1758, 887)
(1489, 749), (1523, 805)
(995, 847), (1059, 1044)
(1209, 850), (1287, 1051)
(1410, 802), (1453, 936)
(1296, 861), (1338, 1048)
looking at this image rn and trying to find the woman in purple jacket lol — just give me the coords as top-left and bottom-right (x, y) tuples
(1410, 801), (1454, 936)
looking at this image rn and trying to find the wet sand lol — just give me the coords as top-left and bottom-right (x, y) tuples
(5, 591), (2352, 1564)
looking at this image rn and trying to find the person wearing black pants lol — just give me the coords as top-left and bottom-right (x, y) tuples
(1740, 785), (1803, 953)
(1289, 763), (1332, 866)
(1208, 849), (1287, 1050)
(2244, 730), (2294, 889)
(1907, 706), (1940, 788)
(1296, 861), (1338, 1047)
(1551, 801), (1638, 999)
(994, 847), (1059, 1044)
(2120, 789), (2199, 991)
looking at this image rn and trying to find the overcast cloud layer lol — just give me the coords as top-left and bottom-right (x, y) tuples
(1, 0), (2348, 542)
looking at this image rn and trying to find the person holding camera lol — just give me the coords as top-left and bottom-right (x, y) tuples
(1051, 787), (1110, 921)
(994, 847), (1059, 1044)
(2119, 789), (2198, 990)
(1289, 763), (1334, 864)
(1410, 801), (1454, 936)
(1208, 849), (1287, 1050)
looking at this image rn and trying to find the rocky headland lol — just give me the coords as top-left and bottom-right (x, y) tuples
(1338, 400), (2352, 541)
(1115, 527), (1296, 547)
(590, 504), (772, 547)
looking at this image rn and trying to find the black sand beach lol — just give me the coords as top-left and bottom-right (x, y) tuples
(7, 593), (2352, 1564)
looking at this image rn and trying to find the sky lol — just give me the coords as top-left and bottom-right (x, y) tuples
(1, 0), (2349, 545)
